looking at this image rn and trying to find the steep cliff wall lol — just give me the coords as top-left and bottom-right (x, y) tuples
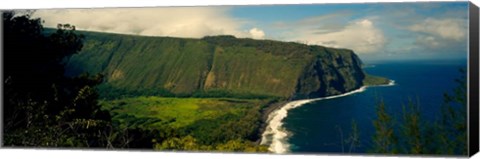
(65, 31), (382, 99)
(293, 47), (366, 99)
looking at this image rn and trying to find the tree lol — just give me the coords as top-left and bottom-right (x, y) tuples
(371, 99), (398, 154)
(3, 11), (110, 148)
(155, 135), (205, 151)
(400, 99), (423, 154)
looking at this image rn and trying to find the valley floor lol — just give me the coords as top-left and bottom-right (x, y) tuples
(100, 96), (274, 152)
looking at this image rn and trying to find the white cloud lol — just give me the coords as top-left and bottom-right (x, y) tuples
(408, 18), (467, 41)
(407, 18), (467, 53)
(32, 8), (386, 54)
(248, 28), (265, 39)
(293, 19), (386, 54)
(33, 7), (265, 39)
(415, 36), (440, 48)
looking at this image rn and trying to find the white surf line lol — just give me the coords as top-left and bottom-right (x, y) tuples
(260, 80), (396, 154)
(377, 80), (395, 87)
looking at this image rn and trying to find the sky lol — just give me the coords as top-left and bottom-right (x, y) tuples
(32, 2), (470, 61)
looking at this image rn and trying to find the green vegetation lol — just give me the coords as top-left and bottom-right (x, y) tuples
(371, 100), (398, 154)
(363, 75), (391, 86)
(101, 97), (266, 129)
(61, 29), (385, 100)
(101, 96), (270, 152)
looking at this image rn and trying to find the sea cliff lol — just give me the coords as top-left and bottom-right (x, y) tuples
(64, 31), (388, 99)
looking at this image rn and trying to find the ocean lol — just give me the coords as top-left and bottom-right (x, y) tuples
(261, 59), (467, 154)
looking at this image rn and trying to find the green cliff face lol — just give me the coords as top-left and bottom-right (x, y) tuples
(64, 31), (385, 99)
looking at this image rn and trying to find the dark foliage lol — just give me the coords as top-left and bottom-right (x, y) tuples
(2, 11), (159, 148)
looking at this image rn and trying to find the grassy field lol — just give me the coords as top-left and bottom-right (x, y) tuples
(100, 96), (273, 149)
(101, 96), (269, 130)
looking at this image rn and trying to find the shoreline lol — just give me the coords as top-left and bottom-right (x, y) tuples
(256, 100), (288, 144)
(257, 80), (395, 153)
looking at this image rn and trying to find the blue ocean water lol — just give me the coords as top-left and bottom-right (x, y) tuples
(283, 59), (467, 154)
